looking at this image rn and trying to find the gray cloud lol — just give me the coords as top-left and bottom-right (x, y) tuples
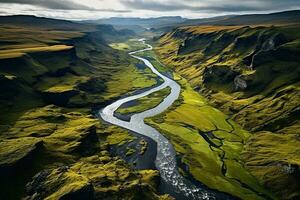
(0, 0), (91, 10)
(120, 0), (300, 12)
(0, 0), (299, 19)
(0, 0), (130, 12)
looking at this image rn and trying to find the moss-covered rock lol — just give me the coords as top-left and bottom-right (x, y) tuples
(24, 166), (94, 200)
(0, 137), (43, 173)
(41, 89), (79, 106)
(242, 131), (300, 199)
(24, 156), (167, 200)
(77, 78), (106, 94)
(203, 65), (238, 89)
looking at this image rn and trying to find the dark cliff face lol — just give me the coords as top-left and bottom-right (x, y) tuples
(156, 25), (300, 95)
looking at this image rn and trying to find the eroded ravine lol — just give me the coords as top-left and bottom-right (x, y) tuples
(100, 39), (222, 200)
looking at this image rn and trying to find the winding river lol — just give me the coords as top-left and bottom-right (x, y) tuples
(100, 39), (217, 200)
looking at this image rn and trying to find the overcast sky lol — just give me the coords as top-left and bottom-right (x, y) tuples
(0, 0), (299, 20)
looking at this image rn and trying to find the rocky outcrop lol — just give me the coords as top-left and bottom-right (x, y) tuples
(0, 137), (43, 173)
(234, 75), (247, 90)
(69, 125), (99, 155)
(41, 89), (79, 106)
(0, 74), (19, 100)
(203, 65), (238, 85)
(24, 166), (94, 200)
(242, 131), (300, 199)
(0, 47), (77, 84)
(77, 78), (106, 94)
(280, 162), (300, 176)
(24, 155), (168, 200)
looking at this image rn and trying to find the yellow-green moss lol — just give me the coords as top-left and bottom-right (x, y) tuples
(146, 73), (273, 200)
(116, 87), (171, 115)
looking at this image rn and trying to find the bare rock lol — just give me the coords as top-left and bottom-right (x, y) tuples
(234, 75), (247, 90)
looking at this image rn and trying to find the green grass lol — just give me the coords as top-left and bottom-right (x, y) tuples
(135, 50), (170, 73)
(37, 73), (89, 93)
(146, 73), (274, 200)
(116, 87), (171, 115)
(101, 125), (136, 146)
(102, 62), (157, 101)
(0, 45), (73, 59)
(109, 42), (131, 51)
(109, 39), (148, 52)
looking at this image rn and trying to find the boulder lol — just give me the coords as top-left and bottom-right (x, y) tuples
(234, 75), (247, 90)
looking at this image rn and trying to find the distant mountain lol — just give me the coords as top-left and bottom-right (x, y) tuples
(95, 24), (136, 42)
(0, 15), (135, 41)
(182, 10), (300, 26)
(149, 10), (300, 33)
(150, 15), (236, 33)
(0, 15), (90, 31)
(82, 16), (187, 28)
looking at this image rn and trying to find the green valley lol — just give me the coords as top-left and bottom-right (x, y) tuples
(0, 5), (299, 200)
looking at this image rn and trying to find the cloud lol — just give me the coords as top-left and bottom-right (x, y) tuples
(120, 0), (300, 12)
(0, 0), (299, 19)
(0, 0), (90, 10)
(0, 0), (130, 12)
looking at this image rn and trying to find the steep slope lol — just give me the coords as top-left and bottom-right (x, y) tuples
(0, 16), (167, 200)
(154, 23), (300, 199)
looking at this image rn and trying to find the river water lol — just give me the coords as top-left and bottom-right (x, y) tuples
(99, 39), (229, 200)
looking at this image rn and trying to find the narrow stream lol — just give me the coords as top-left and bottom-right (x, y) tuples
(100, 39), (224, 200)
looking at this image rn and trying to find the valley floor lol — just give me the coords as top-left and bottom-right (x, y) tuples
(108, 40), (275, 200)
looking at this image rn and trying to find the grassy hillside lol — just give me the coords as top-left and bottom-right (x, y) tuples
(0, 16), (170, 200)
(154, 23), (300, 199)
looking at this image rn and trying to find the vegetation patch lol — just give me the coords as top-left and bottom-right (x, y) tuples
(109, 39), (148, 52)
(116, 87), (171, 115)
(146, 73), (274, 200)
(24, 155), (170, 200)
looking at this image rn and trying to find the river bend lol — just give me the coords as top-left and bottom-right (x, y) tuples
(99, 39), (217, 200)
